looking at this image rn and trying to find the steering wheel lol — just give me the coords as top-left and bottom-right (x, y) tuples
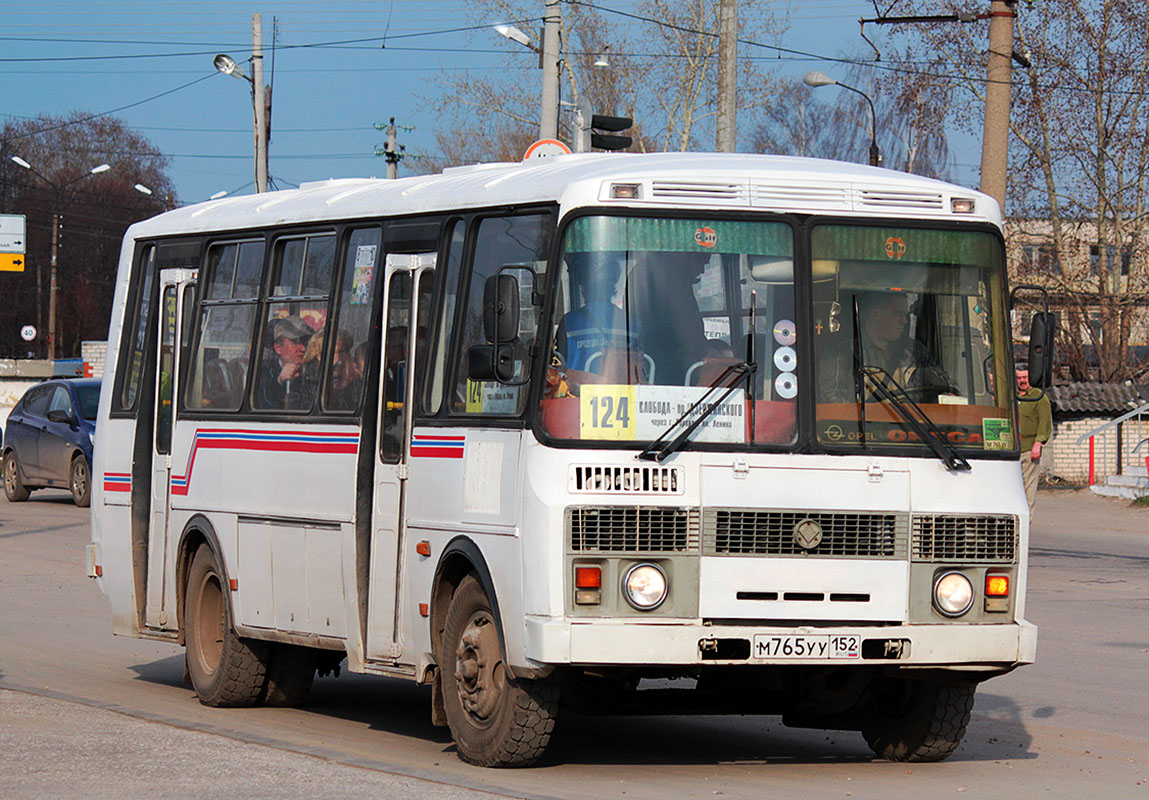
(886, 383), (961, 404)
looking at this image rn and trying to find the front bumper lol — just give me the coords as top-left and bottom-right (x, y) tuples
(524, 617), (1037, 670)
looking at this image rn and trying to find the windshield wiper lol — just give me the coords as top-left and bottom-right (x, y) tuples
(638, 361), (755, 463)
(858, 365), (971, 472)
(847, 294), (968, 472)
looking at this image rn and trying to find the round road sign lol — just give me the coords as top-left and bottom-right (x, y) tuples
(20, 325), (36, 342)
(522, 139), (572, 160)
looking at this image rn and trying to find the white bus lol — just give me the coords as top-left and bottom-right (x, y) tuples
(90, 153), (1038, 767)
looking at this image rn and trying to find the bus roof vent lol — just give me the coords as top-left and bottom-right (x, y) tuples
(858, 189), (945, 210)
(750, 183), (851, 211)
(651, 181), (749, 205)
(569, 464), (685, 495)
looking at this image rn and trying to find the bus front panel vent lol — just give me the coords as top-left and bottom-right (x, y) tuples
(751, 183), (851, 211)
(567, 506), (700, 553)
(911, 514), (1018, 563)
(703, 509), (908, 558)
(651, 181), (749, 205)
(857, 189), (945, 210)
(570, 464), (684, 495)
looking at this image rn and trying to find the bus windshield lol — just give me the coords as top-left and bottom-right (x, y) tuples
(812, 223), (1014, 454)
(540, 214), (798, 445)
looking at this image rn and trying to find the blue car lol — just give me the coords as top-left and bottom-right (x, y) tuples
(3, 377), (101, 507)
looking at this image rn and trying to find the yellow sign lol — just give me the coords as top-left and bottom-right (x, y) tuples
(0, 253), (26, 272)
(580, 384), (637, 440)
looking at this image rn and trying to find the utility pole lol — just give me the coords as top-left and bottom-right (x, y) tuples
(47, 213), (59, 360)
(716, 0), (737, 152)
(979, 0), (1015, 211)
(540, 0), (561, 140)
(252, 14), (269, 193)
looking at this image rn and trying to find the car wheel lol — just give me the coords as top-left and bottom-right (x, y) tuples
(3, 451), (31, 502)
(70, 456), (91, 508)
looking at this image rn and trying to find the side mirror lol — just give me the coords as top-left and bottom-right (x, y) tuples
(47, 409), (75, 425)
(1027, 312), (1056, 389)
(468, 343), (517, 382)
(483, 274), (520, 344)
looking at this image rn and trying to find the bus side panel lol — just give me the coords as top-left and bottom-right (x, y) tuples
(92, 234), (145, 637)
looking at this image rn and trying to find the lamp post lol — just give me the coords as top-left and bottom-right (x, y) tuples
(214, 50), (270, 193)
(494, 16), (560, 141)
(10, 156), (111, 360)
(803, 70), (882, 167)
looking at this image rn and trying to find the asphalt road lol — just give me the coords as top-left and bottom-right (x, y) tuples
(1, 488), (1146, 799)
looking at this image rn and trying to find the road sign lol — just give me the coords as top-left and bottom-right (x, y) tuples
(0, 253), (26, 272)
(522, 139), (572, 160)
(0, 214), (27, 253)
(20, 325), (37, 342)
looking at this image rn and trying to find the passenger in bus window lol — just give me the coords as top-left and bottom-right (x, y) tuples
(554, 251), (636, 373)
(328, 330), (364, 410)
(818, 291), (953, 403)
(259, 315), (315, 410)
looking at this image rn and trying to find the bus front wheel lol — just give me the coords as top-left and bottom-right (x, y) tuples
(441, 574), (557, 767)
(184, 545), (269, 707)
(861, 677), (975, 762)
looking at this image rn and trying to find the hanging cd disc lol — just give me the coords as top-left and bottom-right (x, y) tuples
(773, 319), (797, 346)
(775, 372), (798, 399)
(773, 345), (797, 372)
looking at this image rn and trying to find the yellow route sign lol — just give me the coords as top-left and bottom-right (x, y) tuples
(0, 253), (26, 272)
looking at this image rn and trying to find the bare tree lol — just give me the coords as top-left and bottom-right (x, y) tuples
(422, 0), (788, 170)
(0, 113), (174, 358)
(878, 0), (1149, 381)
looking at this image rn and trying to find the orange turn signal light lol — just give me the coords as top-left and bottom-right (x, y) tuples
(575, 566), (602, 589)
(985, 575), (1010, 597)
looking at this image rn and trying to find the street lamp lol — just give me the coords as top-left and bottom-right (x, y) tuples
(803, 70), (882, 168)
(214, 48), (270, 193)
(9, 156), (112, 360)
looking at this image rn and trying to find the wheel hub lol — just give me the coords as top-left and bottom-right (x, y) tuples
(455, 610), (504, 723)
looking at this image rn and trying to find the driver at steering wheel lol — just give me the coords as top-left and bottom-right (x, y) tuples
(818, 290), (954, 403)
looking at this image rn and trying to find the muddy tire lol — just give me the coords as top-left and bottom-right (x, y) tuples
(442, 574), (557, 767)
(3, 451), (30, 502)
(70, 456), (91, 508)
(862, 678), (975, 762)
(263, 644), (318, 707)
(184, 546), (268, 707)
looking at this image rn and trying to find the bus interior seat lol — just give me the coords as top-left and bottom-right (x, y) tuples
(584, 349), (655, 384)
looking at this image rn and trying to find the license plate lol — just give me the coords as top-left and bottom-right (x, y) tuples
(751, 634), (861, 660)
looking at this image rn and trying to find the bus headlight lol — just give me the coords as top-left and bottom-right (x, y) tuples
(933, 571), (974, 617)
(622, 563), (667, 611)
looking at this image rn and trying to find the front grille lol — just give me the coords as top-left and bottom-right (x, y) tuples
(570, 464), (684, 495)
(703, 509), (907, 558)
(567, 506), (700, 553)
(912, 514), (1017, 562)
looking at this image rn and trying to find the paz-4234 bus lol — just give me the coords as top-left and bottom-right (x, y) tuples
(90, 152), (1041, 767)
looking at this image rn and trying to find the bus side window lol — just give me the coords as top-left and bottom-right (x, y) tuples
(450, 213), (551, 416)
(324, 227), (382, 413)
(116, 245), (157, 412)
(185, 240), (264, 412)
(424, 219), (464, 416)
(252, 233), (336, 413)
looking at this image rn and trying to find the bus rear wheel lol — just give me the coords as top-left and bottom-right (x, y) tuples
(184, 545), (268, 707)
(861, 677), (975, 762)
(441, 574), (557, 767)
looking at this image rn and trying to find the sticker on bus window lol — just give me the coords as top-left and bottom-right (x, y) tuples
(466, 380), (517, 414)
(351, 245), (377, 305)
(580, 385), (746, 442)
(982, 418), (1013, 450)
(581, 385), (637, 440)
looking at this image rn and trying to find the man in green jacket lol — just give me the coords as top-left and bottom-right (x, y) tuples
(1016, 364), (1052, 517)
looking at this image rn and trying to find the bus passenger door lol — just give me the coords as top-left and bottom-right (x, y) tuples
(366, 253), (434, 661)
(146, 268), (196, 630)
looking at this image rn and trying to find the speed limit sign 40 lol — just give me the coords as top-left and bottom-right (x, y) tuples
(20, 325), (37, 342)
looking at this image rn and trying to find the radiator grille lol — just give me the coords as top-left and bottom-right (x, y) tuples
(568, 506), (700, 553)
(703, 509), (907, 558)
(570, 464), (684, 495)
(912, 514), (1017, 562)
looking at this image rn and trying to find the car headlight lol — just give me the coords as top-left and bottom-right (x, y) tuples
(622, 563), (668, 611)
(933, 571), (974, 617)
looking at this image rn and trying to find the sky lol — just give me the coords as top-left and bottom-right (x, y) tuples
(0, 1), (982, 206)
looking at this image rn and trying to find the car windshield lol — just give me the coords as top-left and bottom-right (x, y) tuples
(812, 224), (1014, 453)
(76, 384), (101, 420)
(539, 215), (797, 446)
